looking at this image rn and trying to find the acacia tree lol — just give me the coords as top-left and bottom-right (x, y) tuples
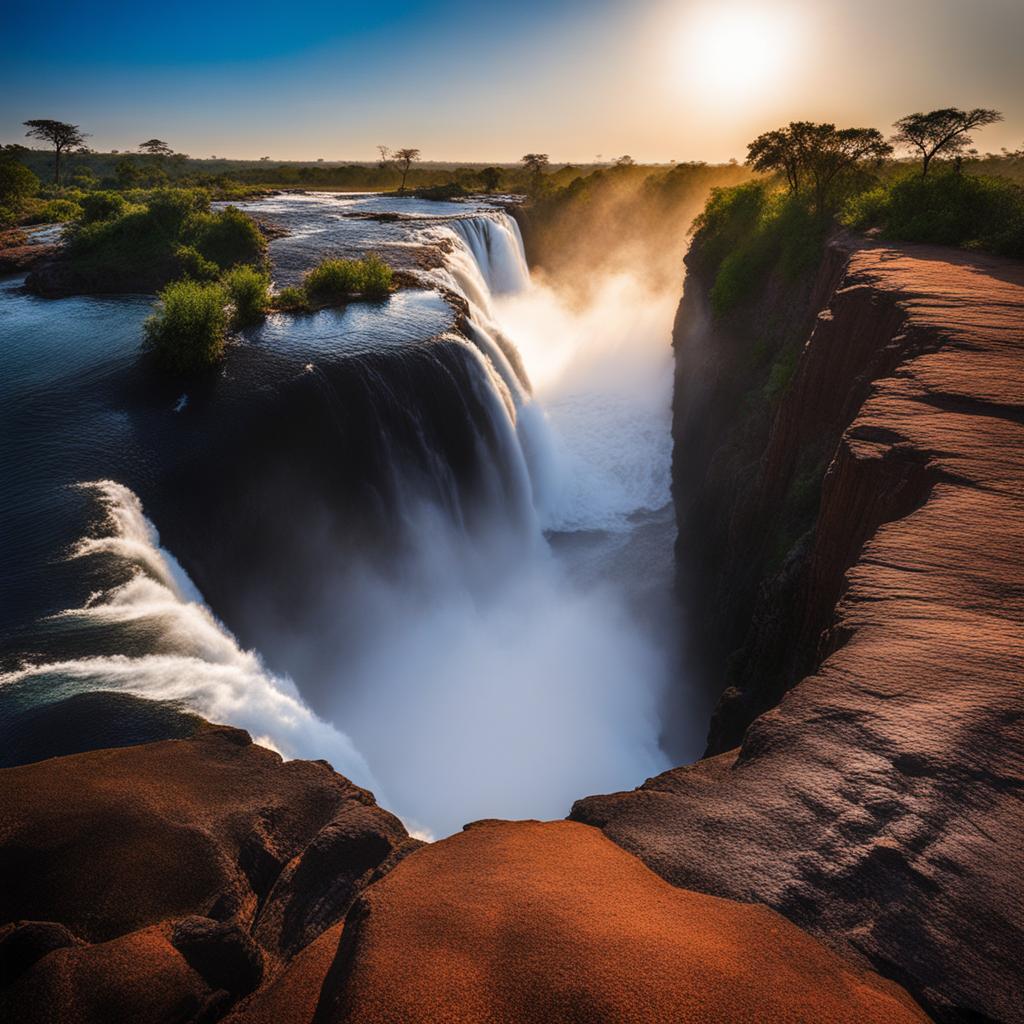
(23, 119), (88, 185)
(393, 147), (420, 190)
(140, 139), (173, 157)
(520, 153), (550, 192)
(747, 121), (892, 213)
(892, 108), (1003, 177)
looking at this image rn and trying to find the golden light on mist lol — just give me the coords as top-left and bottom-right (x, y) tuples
(672, 4), (803, 108)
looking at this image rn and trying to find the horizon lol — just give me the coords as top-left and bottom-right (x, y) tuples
(4, 0), (1023, 163)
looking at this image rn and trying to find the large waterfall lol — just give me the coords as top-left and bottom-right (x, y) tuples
(0, 196), (686, 839)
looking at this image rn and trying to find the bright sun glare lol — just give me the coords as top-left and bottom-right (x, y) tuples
(676, 5), (799, 105)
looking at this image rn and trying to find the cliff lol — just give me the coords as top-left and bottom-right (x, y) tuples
(573, 236), (1024, 1023)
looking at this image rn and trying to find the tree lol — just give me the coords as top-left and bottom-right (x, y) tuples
(0, 152), (39, 224)
(615, 154), (635, 167)
(393, 147), (420, 190)
(746, 121), (892, 213)
(892, 108), (1003, 177)
(520, 153), (550, 192)
(478, 166), (502, 192)
(23, 119), (88, 185)
(140, 138), (173, 157)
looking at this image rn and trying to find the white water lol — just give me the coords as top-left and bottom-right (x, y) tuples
(6, 208), (683, 840)
(0, 481), (379, 794)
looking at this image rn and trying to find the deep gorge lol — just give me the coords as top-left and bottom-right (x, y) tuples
(1, 193), (1021, 1024)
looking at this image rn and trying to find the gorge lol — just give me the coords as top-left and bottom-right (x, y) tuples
(1, 191), (1022, 1024)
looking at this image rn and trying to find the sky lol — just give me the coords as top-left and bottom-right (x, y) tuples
(2, 0), (1022, 163)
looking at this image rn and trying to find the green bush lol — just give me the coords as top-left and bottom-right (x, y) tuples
(694, 184), (827, 316)
(174, 245), (220, 281)
(0, 158), (39, 226)
(272, 285), (310, 312)
(842, 171), (1024, 256)
(79, 190), (129, 223)
(222, 264), (270, 326)
(187, 205), (265, 270)
(303, 253), (393, 304)
(143, 279), (228, 373)
(25, 197), (82, 224)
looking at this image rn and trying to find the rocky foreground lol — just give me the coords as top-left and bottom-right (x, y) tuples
(0, 728), (926, 1024)
(574, 238), (1024, 1023)
(2, 236), (1020, 1023)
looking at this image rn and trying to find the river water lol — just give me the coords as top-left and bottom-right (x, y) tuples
(0, 192), (699, 837)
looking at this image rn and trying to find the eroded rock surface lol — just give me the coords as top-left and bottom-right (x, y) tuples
(0, 724), (419, 1023)
(573, 240), (1024, 1024)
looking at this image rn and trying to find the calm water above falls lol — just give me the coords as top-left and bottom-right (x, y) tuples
(0, 192), (699, 837)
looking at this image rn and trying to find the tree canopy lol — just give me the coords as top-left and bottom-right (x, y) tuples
(747, 121), (892, 213)
(892, 108), (1003, 176)
(23, 119), (88, 184)
(392, 148), (421, 190)
(140, 139), (174, 157)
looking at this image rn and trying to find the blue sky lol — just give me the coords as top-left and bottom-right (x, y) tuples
(3, 0), (1022, 162)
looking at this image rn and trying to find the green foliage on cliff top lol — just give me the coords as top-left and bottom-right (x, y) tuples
(842, 170), (1024, 257)
(143, 278), (228, 374)
(690, 182), (828, 316)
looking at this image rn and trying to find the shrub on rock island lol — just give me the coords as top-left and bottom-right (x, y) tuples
(144, 279), (228, 374)
(222, 264), (271, 326)
(271, 285), (310, 312)
(303, 253), (393, 304)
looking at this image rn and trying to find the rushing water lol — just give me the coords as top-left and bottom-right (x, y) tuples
(0, 192), (696, 837)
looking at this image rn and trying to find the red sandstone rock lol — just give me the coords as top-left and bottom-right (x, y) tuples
(312, 819), (929, 1024)
(574, 240), (1024, 1024)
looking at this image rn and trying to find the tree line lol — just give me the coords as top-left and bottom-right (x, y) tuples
(747, 107), (1003, 213)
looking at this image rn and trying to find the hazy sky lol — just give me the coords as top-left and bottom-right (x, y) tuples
(3, 0), (1022, 162)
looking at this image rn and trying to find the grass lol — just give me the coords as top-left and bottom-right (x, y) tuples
(143, 279), (228, 374)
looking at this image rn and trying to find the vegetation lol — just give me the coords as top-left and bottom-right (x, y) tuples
(842, 171), (1024, 257)
(393, 148), (421, 191)
(271, 285), (310, 312)
(23, 119), (88, 185)
(0, 155), (41, 225)
(67, 188), (266, 286)
(222, 264), (270, 326)
(746, 121), (892, 214)
(143, 279), (228, 373)
(303, 254), (393, 303)
(893, 108), (1003, 177)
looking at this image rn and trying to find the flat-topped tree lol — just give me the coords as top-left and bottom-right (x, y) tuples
(393, 148), (420, 191)
(23, 119), (88, 185)
(140, 139), (173, 158)
(893, 108), (1003, 176)
(521, 153), (550, 193)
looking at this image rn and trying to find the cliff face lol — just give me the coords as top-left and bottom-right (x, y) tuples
(573, 238), (1024, 1023)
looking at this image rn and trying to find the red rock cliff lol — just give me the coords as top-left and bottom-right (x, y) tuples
(573, 237), (1024, 1024)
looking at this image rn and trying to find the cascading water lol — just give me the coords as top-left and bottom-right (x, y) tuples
(1, 194), (691, 840)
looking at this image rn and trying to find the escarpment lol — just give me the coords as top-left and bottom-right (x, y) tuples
(573, 237), (1024, 1023)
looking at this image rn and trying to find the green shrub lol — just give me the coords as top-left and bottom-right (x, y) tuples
(272, 285), (310, 312)
(143, 279), (228, 373)
(79, 190), (128, 223)
(303, 254), (393, 304)
(175, 245), (220, 281)
(360, 253), (394, 298)
(25, 197), (82, 224)
(842, 171), (1024, 256)
(0, 158), (39, 226)
(222, 264), (270, 326)
(188, 205), (265, 270)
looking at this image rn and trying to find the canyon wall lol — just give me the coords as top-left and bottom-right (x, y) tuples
(573, 235), (1024, 1024)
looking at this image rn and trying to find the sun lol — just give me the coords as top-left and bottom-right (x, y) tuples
(674, 4), (800, 105)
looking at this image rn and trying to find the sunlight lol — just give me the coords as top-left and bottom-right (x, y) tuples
(673, 4), (800, 106)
